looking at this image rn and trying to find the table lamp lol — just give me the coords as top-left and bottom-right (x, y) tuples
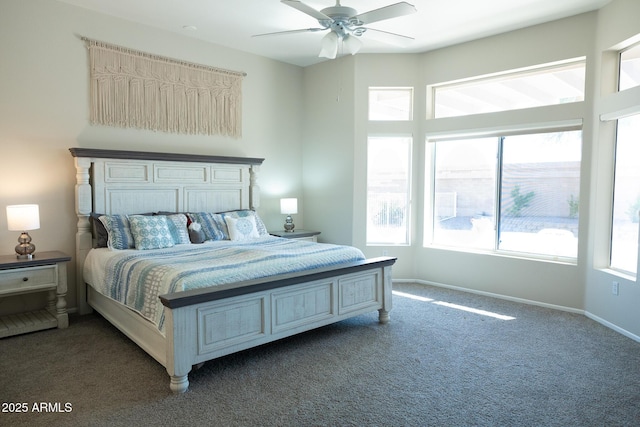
(280, 198), (298, 232)
(6, 204), (40, 259)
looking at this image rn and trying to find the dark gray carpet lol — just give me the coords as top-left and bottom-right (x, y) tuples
(2, 282), (639, 426)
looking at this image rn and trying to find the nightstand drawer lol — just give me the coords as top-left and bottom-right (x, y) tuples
(0, 265), (57, 295)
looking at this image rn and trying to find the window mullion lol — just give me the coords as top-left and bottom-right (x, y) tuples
(495, 137), (505, 251)
(426, 142), (436, 245)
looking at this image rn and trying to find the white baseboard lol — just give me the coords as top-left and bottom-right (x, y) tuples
(394, 278), (585, 314)
(394, 279), (640, 342)
(584, 311), (640, 343)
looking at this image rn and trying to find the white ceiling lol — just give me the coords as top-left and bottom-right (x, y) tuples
(56, 0), (611, 67)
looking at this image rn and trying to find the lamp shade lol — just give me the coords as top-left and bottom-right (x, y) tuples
(319, 31), (339, 59)
(280, 198), (298, 215)
(7, 204), (40, 231)
(343, 35), (362, 55)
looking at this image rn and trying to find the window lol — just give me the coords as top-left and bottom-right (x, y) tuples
(610, 114), (640, 275)
(432, 137), (497, 251)
(619, 43), (640, 91)
(499, 132), (581, 257)
(431, 59), (586, 118)
(369, 88), (413, 121)
(429, 130), (581, 259)
(367, 136), (412, 245)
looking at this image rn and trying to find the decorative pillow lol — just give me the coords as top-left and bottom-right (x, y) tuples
(187, 212), (226, 241)
(253, 213), (268, 236)
(156, 211), (192, 226)
(90, 212), (109, 248)
(220, 210), (269, 237)
(224, 215), (260, 241)
(98, 214), (135, 250)
(188, 222), (206, 244)
(128, 215), (175, 250)
(163, 214), (190, 245)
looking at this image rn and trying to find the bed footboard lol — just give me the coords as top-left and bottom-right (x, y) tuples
(161, 257), (395, 393)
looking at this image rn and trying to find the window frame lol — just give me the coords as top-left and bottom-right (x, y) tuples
(424, 125), (582, 263)
(598, 37), (640, 279)
(368, 87), (414, 121)
(607, 113), (640, 277)
(428, 57), (586, 119)
(618, 41), (640, 92)
(366, 135), (413, 246)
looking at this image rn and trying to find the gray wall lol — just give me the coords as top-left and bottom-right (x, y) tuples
(0, 0), (305, 314)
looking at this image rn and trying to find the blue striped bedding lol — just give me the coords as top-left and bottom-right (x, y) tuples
(83, 236), (366, 332)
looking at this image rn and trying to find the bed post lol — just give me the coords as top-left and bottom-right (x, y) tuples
(74, 156), (93, 315)
(250, 164), (260, 210)
(164, 306), (192, 393)
(378, 263), (393, 324)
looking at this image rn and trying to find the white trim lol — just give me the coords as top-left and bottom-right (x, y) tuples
(394, 279), (640, 342)
(425, 118), (583, 142)
(599, 85), (640, 121)
(600, 103), (640, 121)
(584, 311), (640, 343)
(430, 57), (586, 89)
(394, 279), (584, 314)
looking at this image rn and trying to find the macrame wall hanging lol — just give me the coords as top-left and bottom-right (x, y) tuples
(83, 37), (245, 138)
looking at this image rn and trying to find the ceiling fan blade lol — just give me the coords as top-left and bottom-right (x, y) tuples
(281, 0), (331, 22)
(353, 2), (417, 25)
(363, 28), (414, 46)
(252, 28), (326, 37)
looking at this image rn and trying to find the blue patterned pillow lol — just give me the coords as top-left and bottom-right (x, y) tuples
(128, 215), (175, 250)
(224, 215), (260, 241)
(163, 214), (190, 245)
(98, 214), (135, 250)
(187, 212), (226, 241)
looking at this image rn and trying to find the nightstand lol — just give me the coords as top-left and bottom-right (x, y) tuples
(270, 230), (321, 242)
(0, 251), (71, 338)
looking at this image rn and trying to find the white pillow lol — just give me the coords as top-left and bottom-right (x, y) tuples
(224, 215), (260, 241)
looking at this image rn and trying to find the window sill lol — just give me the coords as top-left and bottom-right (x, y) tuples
(599, 268), (636, 282)
(423, 244), (578, 266)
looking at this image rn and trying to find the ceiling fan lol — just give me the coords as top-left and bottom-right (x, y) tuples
(253, 0), (417, 59)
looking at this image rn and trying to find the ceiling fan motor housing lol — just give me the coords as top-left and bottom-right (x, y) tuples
(320, 5), (365, 38)
(320, 5), (357, 18)
(260, 0), (416, 53)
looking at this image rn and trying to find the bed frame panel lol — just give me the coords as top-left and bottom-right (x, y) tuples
(70, 148), (395, 393)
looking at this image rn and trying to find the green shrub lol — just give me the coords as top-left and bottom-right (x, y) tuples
(627, 194), (640, 223)
(507, 185), (535, 217)
(568, 195), (579, 218)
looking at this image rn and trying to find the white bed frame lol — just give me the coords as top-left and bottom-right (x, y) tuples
(70, 148), (395, 393)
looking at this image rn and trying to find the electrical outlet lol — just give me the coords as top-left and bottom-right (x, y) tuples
(612, 281), (619, 296)
(382, 250), (389, 256)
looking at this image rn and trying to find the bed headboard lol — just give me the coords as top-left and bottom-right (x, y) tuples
(69, 148), (264, 314)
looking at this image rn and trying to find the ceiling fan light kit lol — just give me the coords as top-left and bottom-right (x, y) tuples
(342, 34), (362, 55)
(254, 0), (417, 60)
(319, 31), (339, 58)
(319, 32), (362, 58)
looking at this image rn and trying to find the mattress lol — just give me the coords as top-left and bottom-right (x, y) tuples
(83, 236), (366, 331)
